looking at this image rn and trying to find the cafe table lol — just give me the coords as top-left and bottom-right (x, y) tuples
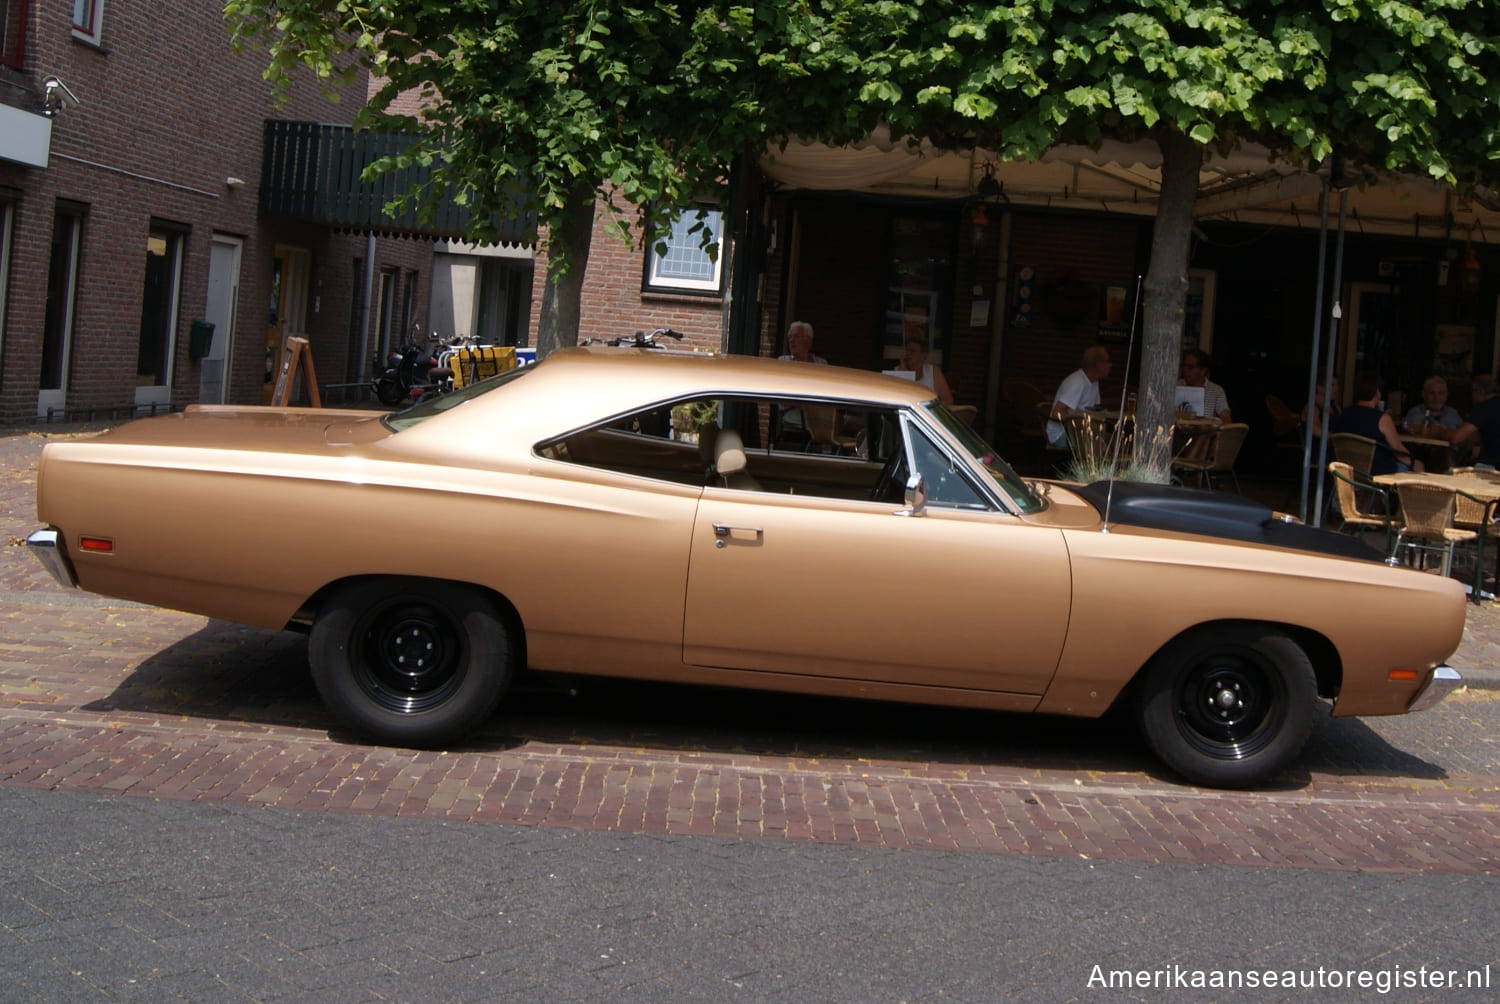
(1398, 431), (1454, 474)
(1171, 415), (1221, 461)
(1374, 470), (1500, 602)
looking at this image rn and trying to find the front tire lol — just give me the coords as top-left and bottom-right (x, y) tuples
(1138, 624), (1316, 788)
(309, 578), (513, 747)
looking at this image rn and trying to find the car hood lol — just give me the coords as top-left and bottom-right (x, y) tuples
(84, 405), (393, 454)
(1072, 480), (1386, 562)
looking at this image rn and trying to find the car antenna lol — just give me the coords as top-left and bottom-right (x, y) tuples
(1101, 275), (1144, 534)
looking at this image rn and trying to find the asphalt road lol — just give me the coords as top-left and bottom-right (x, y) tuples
(2, 425), (1498, 1002)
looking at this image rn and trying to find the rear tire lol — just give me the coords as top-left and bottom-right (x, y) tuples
(1138, 624), (1316, 788)
(309, 578), (512, 747)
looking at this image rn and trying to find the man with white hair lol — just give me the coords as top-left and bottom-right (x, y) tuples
(778, 321), (827, 364)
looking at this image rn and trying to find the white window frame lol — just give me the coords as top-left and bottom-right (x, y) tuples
(643, 206), (725, 296)
(71, 0), (103, 44)
(38, 207), (84, 418)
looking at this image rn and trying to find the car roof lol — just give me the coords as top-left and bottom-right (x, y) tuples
(545, 347), (937, 406)
(387, 347), (939, 462)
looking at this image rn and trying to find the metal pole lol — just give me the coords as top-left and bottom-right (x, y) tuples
(1313, 189), (1350, 525)
(1300, 183), (1331, 524)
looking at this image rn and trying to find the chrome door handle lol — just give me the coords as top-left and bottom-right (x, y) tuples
(712, 524), (763, 547)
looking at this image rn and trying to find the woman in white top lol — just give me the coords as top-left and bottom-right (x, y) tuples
(896, 336), (954, 405)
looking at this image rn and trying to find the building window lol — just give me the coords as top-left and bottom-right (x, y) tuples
(71, 0), (102, 43)
(136, 224), (185, 390)
(375, 268), (397, 357)
(41, 206), (84, 394)
(1, 0), (29, 69)
(643, 206), (725, 296)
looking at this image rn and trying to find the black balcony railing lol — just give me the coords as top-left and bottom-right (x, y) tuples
(259, 120), (533, 244)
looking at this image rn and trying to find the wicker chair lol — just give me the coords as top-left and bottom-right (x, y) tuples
(1391, 480), (1477, 576)
(950, 404), (978, 427)
(803, 405), (858, 454)
(1327, 461), (1397, 554)
(1450, 483), (1499, 600)
(1171, 422), (1249, 491)
(1329, 432), (1378, 475)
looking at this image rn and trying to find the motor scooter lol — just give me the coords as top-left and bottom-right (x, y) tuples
(372, 334), (453, 405)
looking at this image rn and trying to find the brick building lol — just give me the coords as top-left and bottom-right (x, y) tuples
(0, 1), (433, 422)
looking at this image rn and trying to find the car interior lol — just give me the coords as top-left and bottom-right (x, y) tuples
(538, 394), (997, 510)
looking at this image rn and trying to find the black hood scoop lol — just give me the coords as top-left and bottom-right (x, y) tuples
(1073, 481), (1386, 563)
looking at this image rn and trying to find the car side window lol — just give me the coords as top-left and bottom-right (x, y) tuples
(907, 423), (988, 509)
(539, 398), (718, 485)
(542, 395), (905, 503)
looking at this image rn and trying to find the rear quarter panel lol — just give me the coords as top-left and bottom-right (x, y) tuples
(36, 439), (702, 676)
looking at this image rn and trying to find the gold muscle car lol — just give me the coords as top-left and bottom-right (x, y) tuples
(28, 347), (1465, 787)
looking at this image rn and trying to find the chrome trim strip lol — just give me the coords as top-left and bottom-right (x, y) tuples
(26, 528), (78, 589)
(1408, 665), (1463, 713)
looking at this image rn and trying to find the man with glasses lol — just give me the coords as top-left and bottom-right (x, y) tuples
(1179, 349), (1232, 423)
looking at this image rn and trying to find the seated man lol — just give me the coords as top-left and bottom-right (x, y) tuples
(1452, 374), (1500, 466)
(1178, 349), (1232, 422)
(1047, 345), (1111, 447)
(1402, 375), (1463, 435)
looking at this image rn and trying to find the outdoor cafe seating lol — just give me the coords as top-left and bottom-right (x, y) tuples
(1388, 480), (1478, 577)
(1377, 468), (1500, 602)
(1326, 460), (1398, 554)
(1171, 421), (1249, 492)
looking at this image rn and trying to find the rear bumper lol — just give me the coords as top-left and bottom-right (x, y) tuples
(26, 528), (77, 589)
(1408, 665), (1463, 713)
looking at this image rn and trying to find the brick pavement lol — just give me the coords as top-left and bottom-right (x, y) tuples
(3, 425), (1500, 880)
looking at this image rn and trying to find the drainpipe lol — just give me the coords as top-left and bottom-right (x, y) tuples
(358, 233), (376, 378)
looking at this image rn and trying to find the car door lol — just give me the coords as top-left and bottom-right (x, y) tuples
(682, 415), (1072, 697)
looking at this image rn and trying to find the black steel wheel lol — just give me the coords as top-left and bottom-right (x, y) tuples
(310, 578), (512, 747)
(1138, 625), (1316, 788)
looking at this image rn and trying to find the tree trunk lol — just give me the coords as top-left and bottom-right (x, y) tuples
(534, 182), (597, 359)
(1134, 126), (1202, 482)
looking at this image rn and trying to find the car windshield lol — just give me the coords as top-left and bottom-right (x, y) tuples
(383, 364), (535, 432)
(922, 401), (1045, 513)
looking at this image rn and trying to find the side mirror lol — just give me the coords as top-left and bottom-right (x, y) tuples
(897, 474), (927, 516)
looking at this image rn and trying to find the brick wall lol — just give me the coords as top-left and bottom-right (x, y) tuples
(527, 191), (725, 353)
(0, 2), (432, 421)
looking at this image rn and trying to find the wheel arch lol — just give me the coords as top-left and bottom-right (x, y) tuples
(289, 574), (528, 670)
(1111, 618), (1342, 712)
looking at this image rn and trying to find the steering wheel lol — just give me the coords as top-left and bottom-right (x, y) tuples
(870, 449), (908, 503)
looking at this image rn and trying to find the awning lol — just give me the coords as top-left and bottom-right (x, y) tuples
(760, 127), (1500, 244)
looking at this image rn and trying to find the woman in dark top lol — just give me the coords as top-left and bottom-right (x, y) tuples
(1330, 371), (1414, 475)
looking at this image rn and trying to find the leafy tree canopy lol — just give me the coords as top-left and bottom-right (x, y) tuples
(851, 0), (1500, 186)
(227, 1), (1500, 399)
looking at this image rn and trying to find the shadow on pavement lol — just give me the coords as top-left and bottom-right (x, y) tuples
(82, 619), (1448, 787)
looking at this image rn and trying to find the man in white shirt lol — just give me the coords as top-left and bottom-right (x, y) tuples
(1047, 345), (1112, 446)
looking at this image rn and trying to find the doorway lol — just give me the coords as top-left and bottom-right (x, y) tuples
(1337, 281), (1402, 408)
(264, 245), (309, 401)
(200, 235), (242, 404)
